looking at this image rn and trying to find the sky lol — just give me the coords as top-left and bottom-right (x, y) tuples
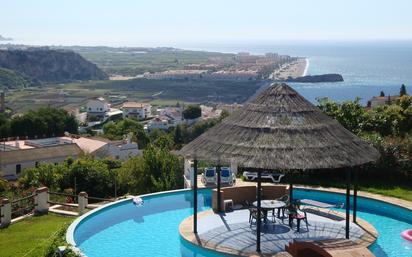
(1, 0), (412, 46)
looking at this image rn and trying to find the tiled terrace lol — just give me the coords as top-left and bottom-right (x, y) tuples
(180, 209), (377, 257)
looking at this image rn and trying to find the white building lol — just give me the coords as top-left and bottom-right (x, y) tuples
(0, 135), (141, 180)
(0, 143), (82, 180)
(158, 107), (183, 124)
(65, 135), (141, 160)
(368, 95), (400, 108)
(122, 102), (152, 120)
(86, 97), (110, 117)
(147, 116), (174, 131)
(201, 105), (222, 120)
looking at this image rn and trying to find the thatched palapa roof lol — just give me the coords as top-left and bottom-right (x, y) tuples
(179, 83), (379, 170)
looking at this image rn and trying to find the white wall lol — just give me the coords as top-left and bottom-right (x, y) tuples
(122, 108), (146, 119)
(1, 156), (73, 178)
(87, 100), (109, 114)
(94, 143), (141, 161)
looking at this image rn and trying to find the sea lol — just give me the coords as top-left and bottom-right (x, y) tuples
(178, 41), (412, 105)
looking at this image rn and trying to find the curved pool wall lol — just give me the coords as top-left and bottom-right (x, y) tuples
(68, 188), (412, 257)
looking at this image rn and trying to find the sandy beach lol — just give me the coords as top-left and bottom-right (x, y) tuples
(272, 58), (308, 80)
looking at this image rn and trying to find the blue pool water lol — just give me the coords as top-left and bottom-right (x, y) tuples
(72, 189), (412, 257)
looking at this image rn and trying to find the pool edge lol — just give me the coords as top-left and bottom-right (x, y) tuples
(66, 188), (192, 255)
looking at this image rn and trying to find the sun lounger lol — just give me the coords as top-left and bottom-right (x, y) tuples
(242, 171), (284, 183)
(201, 167), (216, 185)
(220, 167), (235, 185)
(299, 199), (343, 214)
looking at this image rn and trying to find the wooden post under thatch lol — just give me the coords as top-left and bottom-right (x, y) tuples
(353, 167), (359, 223)
(193, 159), (198, 234)
(217, 165), (222, 212)
(345, 168), (351, 239)
(256, 171), (262, 252)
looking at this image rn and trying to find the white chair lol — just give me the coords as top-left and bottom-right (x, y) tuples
(201, 167), (216, 185)
(219, 167), (235, 185)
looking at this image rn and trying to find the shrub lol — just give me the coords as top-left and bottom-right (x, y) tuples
(44, 223), (79, 257)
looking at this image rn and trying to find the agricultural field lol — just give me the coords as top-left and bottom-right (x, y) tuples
(60, 46), (235, 76)
(5, 79), (265, 113)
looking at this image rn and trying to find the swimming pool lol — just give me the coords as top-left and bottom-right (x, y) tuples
(68, 188), (412, 257)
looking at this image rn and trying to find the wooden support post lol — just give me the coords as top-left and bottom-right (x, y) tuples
(193, 159), (198, 234)
(353, 166), (359, 223)
(217, 165), (222, 212)
(345, 168), (351, 239)
(256, 170), (262, 253)
(289, 183), (293, 204)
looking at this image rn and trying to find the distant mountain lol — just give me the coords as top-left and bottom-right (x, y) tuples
(0, 48), (108, 83)
(0, 68), (31, 89)
(0, 35), (12, 41)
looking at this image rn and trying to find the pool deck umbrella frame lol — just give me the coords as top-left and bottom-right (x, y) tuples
(178, 83), (380, 253)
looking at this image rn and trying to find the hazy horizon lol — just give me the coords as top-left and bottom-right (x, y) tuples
(2, 0), (412, 47)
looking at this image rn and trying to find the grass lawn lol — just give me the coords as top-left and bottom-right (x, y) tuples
(361, 186), (412, 202)
(284, 173), (412, 203)
(0, 214), (74, 257)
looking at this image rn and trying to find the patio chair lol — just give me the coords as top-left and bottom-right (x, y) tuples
(248, 207), (265, 225)
(275, 194), (290, 218)
(201, 167), (216, 186)
(286, 201), (309, 232)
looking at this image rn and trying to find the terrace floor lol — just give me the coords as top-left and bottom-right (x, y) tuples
(180, 209), (377, 256)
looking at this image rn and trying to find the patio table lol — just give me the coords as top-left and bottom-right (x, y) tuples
(253, 200), (286, 222)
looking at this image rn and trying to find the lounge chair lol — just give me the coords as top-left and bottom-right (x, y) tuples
(201, 167), (216, 185)
(219, 167), (235, 185)
(242, 171), (284, 183)
(299, 199), (344, 215)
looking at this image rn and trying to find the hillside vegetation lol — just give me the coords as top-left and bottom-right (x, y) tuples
(0, 68), (31, 89)
(0, 48), (108, 83)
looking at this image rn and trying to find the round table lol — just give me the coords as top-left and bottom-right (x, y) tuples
(253, 200), (286, 222)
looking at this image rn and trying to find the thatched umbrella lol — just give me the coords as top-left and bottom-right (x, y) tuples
(179, 83), (379, 252)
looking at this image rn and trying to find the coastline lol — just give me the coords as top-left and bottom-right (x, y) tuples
(272, 57), (307, 80)
(303, 58), (309, 76)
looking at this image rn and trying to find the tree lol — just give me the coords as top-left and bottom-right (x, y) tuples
(117, 146), (183, 194)
(317, 97), (365, 134)
(59, 157), (113, 197)
(103, 118), (150, 148)
(20, 163), (66, 189)
(183, 105), (201, 120)
(173, 125), (184, 147)
(380, 91), (385, 97)
(400, 84), (407, 97)
(0, 113), (10, 139)
(8, 107), (78, 138)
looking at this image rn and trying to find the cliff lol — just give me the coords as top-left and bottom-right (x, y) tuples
(285, 74), (344, 83)
(0, 48), (108, 83)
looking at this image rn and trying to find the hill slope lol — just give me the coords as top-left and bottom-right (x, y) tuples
(0, 68), (31, 89)
(0, 48), (108, 83)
